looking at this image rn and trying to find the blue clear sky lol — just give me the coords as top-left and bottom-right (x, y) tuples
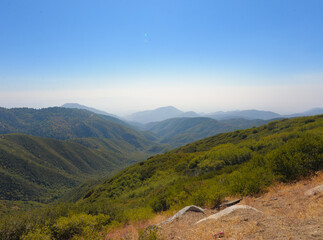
(0, 0), (322, 114)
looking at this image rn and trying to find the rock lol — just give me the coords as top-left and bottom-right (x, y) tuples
(157, 205), (205, 225)
(195, 205), (263, 224)
(218, 198), (242, 208)
(305, 185), (323, 197)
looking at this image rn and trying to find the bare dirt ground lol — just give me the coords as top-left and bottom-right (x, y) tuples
(106, 172), (323, 240)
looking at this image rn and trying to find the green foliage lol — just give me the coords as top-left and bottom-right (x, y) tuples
(52, 213), (109, 240)
(80, 115), (323, 215)
(268, 134), (323, 181)
(229, 165), (275, 195)
(21, 226), (51, 240)
(0, 133), (162, 202)
(150, 194), (169, 213)
(0, 107), (167, 202)
(1, 115), (323, 240)
(0, 134), (129, 201)
(0, 107), (155, 148)
(145, 117), (269, 148)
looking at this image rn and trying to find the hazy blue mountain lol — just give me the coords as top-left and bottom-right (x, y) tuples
(207, 109), (281, 120)
(126, 106), (199, 123)
(62, 103), (120, 119)
(284, 108), (323, 118)
(62, 103), (144, 128)
(143, 117), (269, 148)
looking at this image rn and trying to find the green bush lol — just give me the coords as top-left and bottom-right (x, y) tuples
(150, 195), (169, 213)
(52, 213), (110, 240)
(268, 134), (323, 181)
(229, 166), (274, 195)
(21, 227), (51, 240)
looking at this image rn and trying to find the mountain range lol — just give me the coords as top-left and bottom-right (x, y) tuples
(61, 103), (323, 123)
(1, 105), (322, 203)
(0, 108), (322, 240)
(0, 107), (163, 201)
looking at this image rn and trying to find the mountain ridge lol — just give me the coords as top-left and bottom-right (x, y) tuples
(61, 103), (119, 119)
(125, 105), (323, 123)
(60, 103), (323, 124)
(0, 107), (157, 149)
(126, 106), (199, 124)
(142, 117), (269, 148)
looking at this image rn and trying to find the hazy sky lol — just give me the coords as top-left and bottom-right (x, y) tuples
(1, 0), (322, 115)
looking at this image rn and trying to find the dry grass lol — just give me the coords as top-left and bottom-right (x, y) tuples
(105, 214), (169, 240)
(105, 172), (323, 240)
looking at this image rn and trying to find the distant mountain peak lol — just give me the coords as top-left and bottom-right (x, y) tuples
(126, 106), (198, 124)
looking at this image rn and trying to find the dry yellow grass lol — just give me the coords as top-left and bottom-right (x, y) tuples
(105, 171), (323, 240)
(105, 214), (169, 240)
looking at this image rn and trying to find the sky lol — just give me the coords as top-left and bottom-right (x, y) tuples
(0, 0), (322, 115)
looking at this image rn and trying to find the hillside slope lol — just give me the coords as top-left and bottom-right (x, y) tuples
(78, 115), (323, 217)
(61, 103), (119, 118)
(0, 107), (157, 149)
(144, 117), (269, 147)
(1, 115), (322, 240)
(0, 134), (151, 202)
(207, 109), (281, 120)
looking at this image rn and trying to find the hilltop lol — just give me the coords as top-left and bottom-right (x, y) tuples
(0, 107), (155, 147)
(126, 106), (199, 124)
(61, 103), (118, 118)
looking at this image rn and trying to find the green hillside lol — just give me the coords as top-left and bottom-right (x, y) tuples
(1, 115), (322, 240)
(0, 107), (166, 204)
(0, 134), (154, 202)
(0, 107), (157, 148)
(72, 115), (322, 221)
(145, 117), (269, 147)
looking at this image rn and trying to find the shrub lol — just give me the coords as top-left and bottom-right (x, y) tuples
(268, 134), (323, 181)
(252, 129), (258, 134)
(229, 166), (274, 195)
(21, 226), (51, 240)
(150, 195), (169, 213)
(52, 213), (110, 240)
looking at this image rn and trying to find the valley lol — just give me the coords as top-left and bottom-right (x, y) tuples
(0, 106), (279, 203)
(0, 110), (322, 240)
(2, 2), (322, 239)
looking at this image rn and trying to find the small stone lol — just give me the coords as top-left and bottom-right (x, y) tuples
(305, 185), (323, 197)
